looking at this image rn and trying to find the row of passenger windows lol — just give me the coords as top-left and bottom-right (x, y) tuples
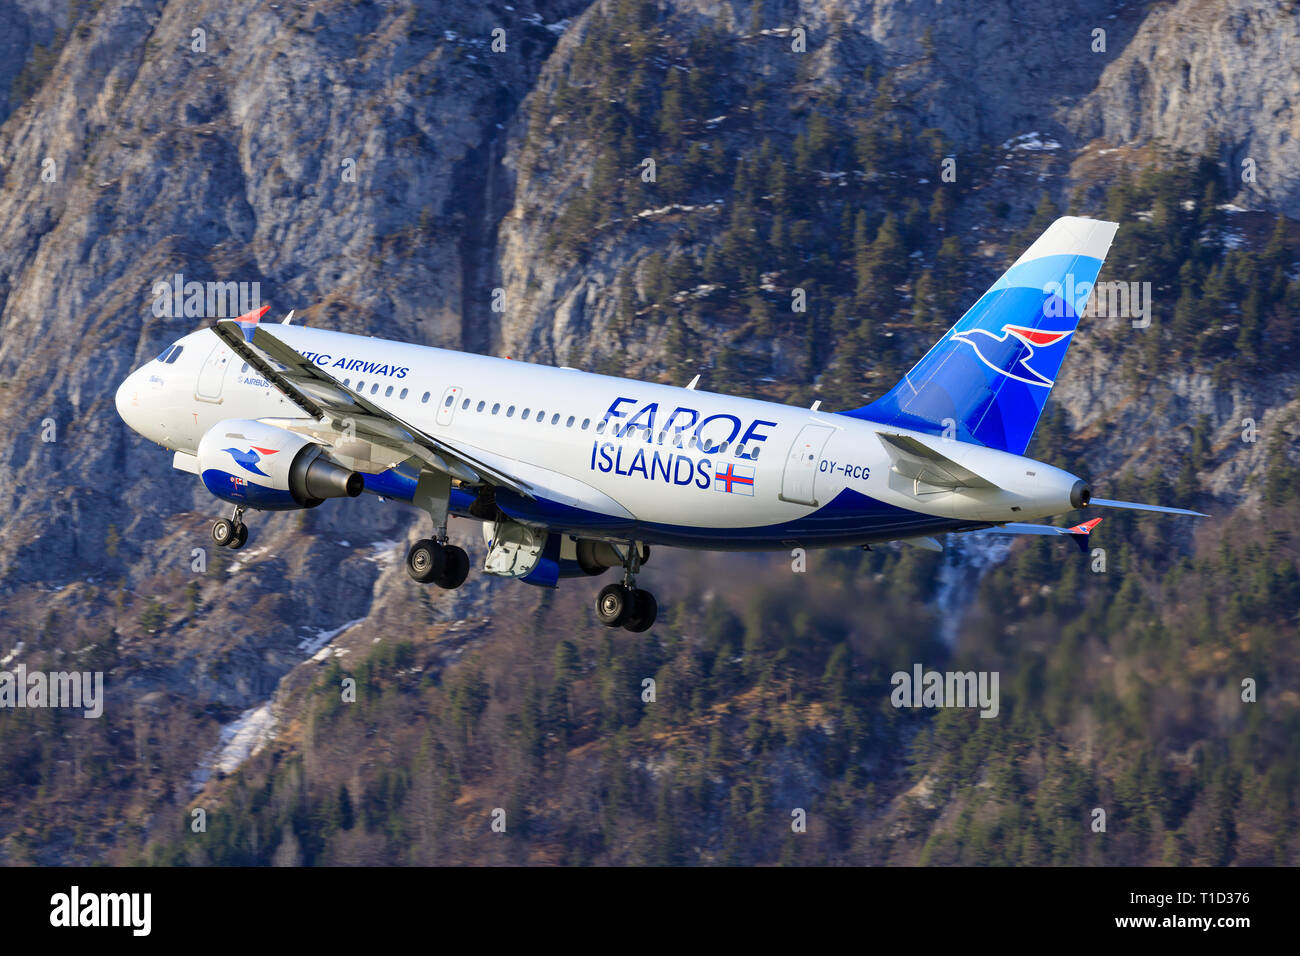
(235, 364), (760, 459)
(422, 392), (761, 459)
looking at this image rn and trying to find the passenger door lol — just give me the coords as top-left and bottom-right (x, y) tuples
(195, 342), (230, 401)
(779, 424), (834, 506)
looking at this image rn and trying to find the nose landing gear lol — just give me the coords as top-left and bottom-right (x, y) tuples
(595, 544), (657, 631)
(211, 506), (249, 550)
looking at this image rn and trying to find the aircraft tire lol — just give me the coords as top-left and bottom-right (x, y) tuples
(211, 518), (235, 548)
(406, 538), (446, 583)
(228, 523), (249, 550)
(623, 589), (657, 632)
(435, 546), (471, 589)
(596, 583), (631, 627)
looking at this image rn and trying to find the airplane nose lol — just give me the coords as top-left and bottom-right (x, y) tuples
(115, 371), (139, 430)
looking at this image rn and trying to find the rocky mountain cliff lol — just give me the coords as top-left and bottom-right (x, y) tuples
(0, 0), (1297, 864)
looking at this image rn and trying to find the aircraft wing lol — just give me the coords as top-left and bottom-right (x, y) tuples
(211, 321), (534, 498)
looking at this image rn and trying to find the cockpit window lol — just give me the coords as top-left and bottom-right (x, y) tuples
(155, 344), (184, 364)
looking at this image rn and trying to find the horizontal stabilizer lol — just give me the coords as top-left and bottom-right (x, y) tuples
(1089, 497), (1207, 517)
(876, 432), (999, 490)
(983, 517), (1102, 553)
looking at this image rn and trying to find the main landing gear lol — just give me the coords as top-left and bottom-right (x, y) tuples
(405, 469), (469, 590)
(406, 537), (470, 590)
(211, 505), (249, 551)
(595, 544), (657, 632)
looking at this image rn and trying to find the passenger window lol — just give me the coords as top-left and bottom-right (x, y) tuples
(581, 419), (590, 430)
(385, 385), (394, 397)
(357, 381), (365, 392)
(344, 379), (351, 388)
(240, 363), (249, 373)
(370, 383), (379, 395)
(421, 392), (430, 403)
(551, 414), (559, 425)
(719, 441), (729, 454)
(461, 399), (470, 410)
(506, 405), (515, 417)
(444, 395), (454, 407)
(566, 416), (575, 427)
(492, 403), (501, 415)
(400, 388), (408, 400)
(596, 420), (606, 434)
(477, 401), (486, 412)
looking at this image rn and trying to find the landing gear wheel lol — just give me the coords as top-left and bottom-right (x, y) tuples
(623, 589), (658, 632)
(228, 523), (249, 550)
(406, 538), (446, 583)
(434, 545), (470, 590)
(596, 583), (632, 628)
(211, 519), (235, 548)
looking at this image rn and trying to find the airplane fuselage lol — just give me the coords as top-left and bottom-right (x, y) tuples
(116, 323), (1083, 551)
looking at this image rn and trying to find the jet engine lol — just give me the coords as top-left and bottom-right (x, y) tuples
(197, 419), (363, 510)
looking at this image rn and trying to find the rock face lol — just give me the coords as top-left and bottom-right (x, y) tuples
(0, 0), (1296, 863)
(1071, 0), (1300, 218)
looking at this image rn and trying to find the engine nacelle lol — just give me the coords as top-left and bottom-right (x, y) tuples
(197, 419), (363, 510)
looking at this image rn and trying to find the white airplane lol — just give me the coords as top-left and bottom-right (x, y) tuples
(116, 217), (1204, 631)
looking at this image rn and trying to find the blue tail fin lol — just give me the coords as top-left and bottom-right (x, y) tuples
(844, 216), (1118, 455)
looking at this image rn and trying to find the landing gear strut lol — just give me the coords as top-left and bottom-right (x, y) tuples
(405, 470), (470, 589)
(212, 505), (249, 550)
(595, 544), (657, 631)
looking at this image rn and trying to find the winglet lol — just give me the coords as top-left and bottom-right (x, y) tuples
(234, 305), (270, 324)
(232, 305), (270, 341)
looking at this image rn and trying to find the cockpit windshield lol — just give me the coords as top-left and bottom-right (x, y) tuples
(155, 344), (185, 364)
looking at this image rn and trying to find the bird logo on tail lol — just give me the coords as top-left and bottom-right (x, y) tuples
(951, 323), (1073, 388)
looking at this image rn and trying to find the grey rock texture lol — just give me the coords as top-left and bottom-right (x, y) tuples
(1071, 0), (1300, 217)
